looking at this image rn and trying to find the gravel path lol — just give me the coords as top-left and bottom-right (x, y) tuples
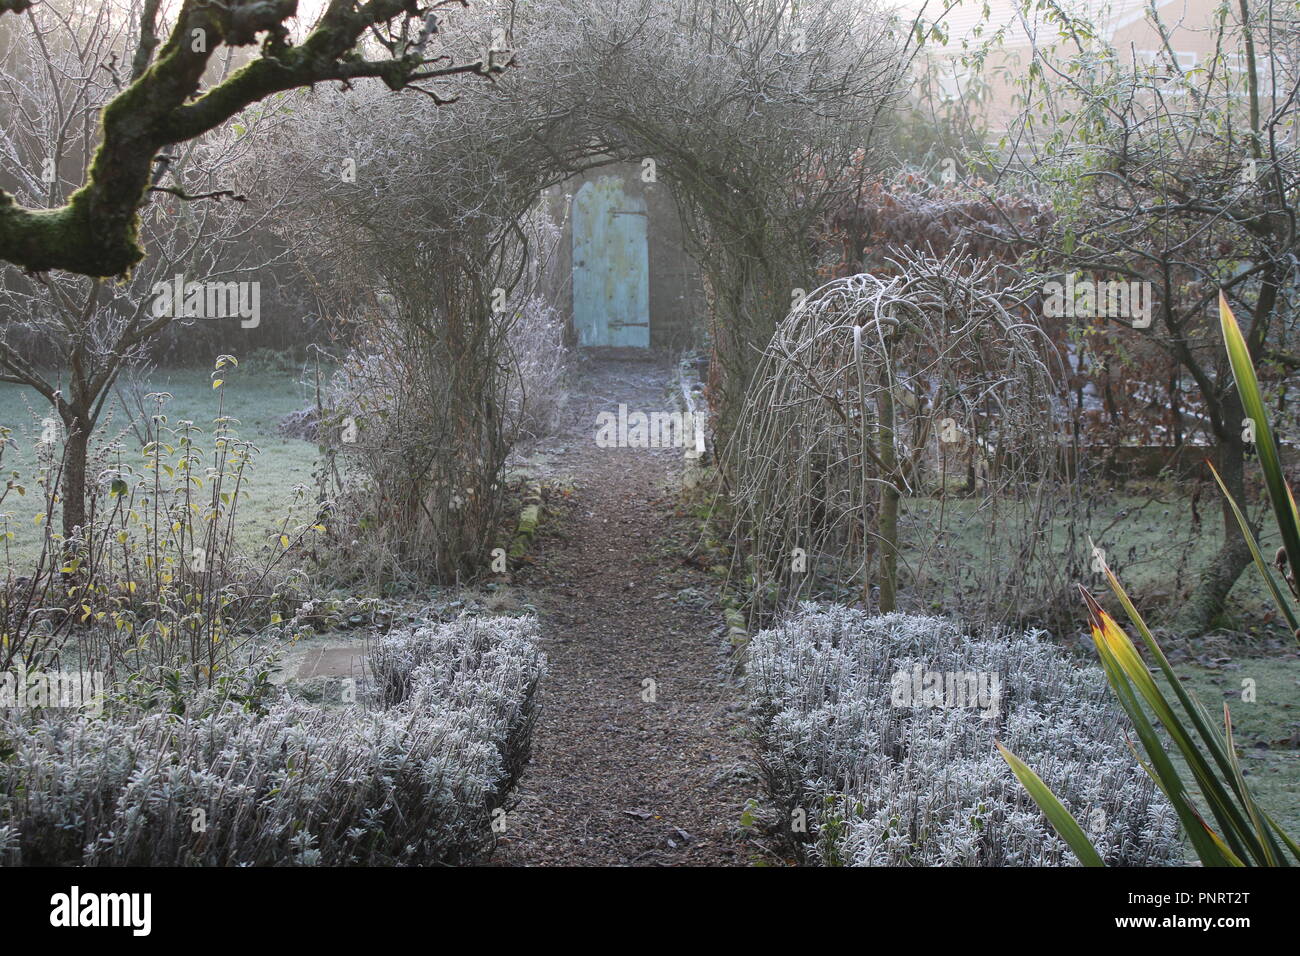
(492, 354), (751, 866)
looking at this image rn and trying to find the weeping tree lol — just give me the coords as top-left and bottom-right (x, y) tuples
(728, 252), (1076, 627)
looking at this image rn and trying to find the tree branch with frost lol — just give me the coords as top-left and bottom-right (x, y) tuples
(0, 0), (500, 277)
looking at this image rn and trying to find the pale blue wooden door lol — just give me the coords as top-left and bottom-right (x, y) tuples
(572, 176), (650, 347)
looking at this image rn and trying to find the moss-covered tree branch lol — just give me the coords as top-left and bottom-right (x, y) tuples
(0, 0), (491, 277)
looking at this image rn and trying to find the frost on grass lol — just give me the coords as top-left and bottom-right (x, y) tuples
(0, 615), (544, 866)
(745, 606), (1183, 866)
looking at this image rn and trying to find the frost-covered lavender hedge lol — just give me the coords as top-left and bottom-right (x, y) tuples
(0, 615), (544, 866)
(745, 606), (1183, 866)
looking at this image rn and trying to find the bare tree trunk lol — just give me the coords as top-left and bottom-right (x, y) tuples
(60, 414), (90, 547)
(1168, 367), (1183, 448)
(1174, 418), (1251, 634)
(1176, 274), (1279, 635)
(877, 377), (899, 613)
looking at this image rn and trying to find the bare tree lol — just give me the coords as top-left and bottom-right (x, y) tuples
(979, 0), (1300, 632)
(0, 0), (506, 277)
(0, 1), (289, 542)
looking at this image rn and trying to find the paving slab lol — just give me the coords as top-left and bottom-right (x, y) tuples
(296, 645), (369, 679)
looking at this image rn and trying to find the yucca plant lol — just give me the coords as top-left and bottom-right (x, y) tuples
(999, 294), (1300, 866)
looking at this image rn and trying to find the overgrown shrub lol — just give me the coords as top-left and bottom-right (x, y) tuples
(745, 605), (1183, 866)
(1, 364), (315, 691)
(508, 296), (568, 441)
(0, 615), (544, 866)
(316, 271), (548, 586)
(280, 74), (569, 586)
